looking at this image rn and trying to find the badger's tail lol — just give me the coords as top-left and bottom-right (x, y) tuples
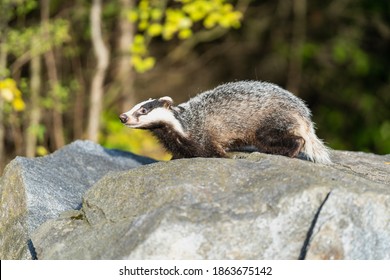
(301, 127), (332, 164)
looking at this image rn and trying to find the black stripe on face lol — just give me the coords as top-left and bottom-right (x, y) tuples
(141, 99), (164, 111)
(134, 99), (165, 118)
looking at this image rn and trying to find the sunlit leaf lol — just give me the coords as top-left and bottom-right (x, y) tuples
(36, 146), (49, 156)
(12, 98), (26, 111)
(204, 13), (220, 29)
(150, 9), (163, 21)
(147, 23), (163, 37)
(128, 9), (138, 23)
(178, 28), (192, 39)
(0, 88), (14, 102)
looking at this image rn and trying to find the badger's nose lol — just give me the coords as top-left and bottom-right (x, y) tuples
(119, 114), (129, 123)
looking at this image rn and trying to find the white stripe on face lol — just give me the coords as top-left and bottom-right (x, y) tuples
(137, 107), (186, 136)
(121, 100), (186, 137)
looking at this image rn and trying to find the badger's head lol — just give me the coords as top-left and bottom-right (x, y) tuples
(119, 96), (185, 134)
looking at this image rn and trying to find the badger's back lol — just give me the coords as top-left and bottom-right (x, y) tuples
(179, 81), (310, 136)
(177, 81), (331, 163)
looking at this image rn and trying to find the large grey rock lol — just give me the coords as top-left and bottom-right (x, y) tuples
(31, 151), (390, 259)
(0, 140), (155, 259)
(330, 150), (389, 185)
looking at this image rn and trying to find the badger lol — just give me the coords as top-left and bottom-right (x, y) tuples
(119, 81), (331, 164)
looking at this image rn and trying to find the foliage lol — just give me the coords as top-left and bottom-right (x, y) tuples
(7, 19), (70, 57)
(0, 0), (389, 173)
(0, 78), (25, 111)
(128, 0), (242, 73)
(297, 1), (390, 153)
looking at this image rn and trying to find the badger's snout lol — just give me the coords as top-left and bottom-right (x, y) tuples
(119, 114), (129, 124)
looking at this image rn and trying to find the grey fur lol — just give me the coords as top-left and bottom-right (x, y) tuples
(120, 81), (331, 164)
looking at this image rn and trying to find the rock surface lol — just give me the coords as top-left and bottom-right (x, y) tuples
(0, 140), (155, 259)
(27, 149), (390, 260)
(1, 140), (389, 260)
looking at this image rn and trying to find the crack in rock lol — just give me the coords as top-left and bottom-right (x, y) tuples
(27, 239), (38, 260)
(298, 191), (332, 260)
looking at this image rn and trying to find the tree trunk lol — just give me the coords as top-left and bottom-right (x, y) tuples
(0, 36), (6, 170)
(72, 54), (86, 140)
(116, 0), (136, 111)
(41, 0), (65, 149)
(286, 0), (307, 94)
(25, 53), (41, 157)
(87, 0), (110, 142)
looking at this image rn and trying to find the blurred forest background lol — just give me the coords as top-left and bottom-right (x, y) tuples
(0, 0), (389, 173)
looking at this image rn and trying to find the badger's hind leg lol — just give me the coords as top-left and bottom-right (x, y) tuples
(254, 128), (305, 158)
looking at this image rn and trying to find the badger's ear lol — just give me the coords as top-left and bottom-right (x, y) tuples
(159, 96), (174, 108)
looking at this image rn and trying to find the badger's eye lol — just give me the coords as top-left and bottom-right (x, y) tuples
(138, 107), (148, 115)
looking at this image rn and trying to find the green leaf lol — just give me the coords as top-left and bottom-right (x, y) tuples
(128, 9), (138, 22)
(178, 28), (192, 39)
(147, 23), (163, 37)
